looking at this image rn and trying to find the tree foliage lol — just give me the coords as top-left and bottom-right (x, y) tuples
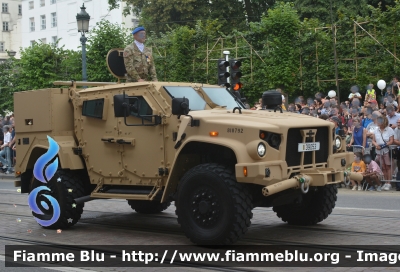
(86, 20), (133, 82)
(3, 0), (400, 111)
(0, 59), (18, 110)
(107, 0), (273, 34)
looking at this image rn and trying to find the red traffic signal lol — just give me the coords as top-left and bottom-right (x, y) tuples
(230, 59), (242, 91)
(232, 82), (243, 91)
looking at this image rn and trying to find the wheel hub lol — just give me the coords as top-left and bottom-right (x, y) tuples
(191, 189), (219, 227)
(198, 201), (210, 214)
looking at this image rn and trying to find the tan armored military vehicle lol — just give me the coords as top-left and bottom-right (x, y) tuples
(14, 50), (354, 245)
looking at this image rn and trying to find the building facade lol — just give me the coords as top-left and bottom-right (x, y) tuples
(0, 0), (22, 60)
(21, 0), (138, 51)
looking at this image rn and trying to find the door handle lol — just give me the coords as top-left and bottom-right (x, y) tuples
(101, 138), (115, 143)
(116, 139), (131, 145)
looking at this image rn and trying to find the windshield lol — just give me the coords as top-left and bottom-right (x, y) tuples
(202, 87), (243, 109)
(164, 86), (207, 111)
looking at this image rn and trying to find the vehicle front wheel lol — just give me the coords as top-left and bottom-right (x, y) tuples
(273, 184), (337, 225)
(175, 163), (253, 245)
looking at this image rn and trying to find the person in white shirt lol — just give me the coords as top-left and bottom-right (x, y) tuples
(372, 116), (394, 190)
(0, 126), (11, 173)
(348, 85), (362, 103)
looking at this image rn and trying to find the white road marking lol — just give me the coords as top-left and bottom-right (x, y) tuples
(335, 207), (400, 212)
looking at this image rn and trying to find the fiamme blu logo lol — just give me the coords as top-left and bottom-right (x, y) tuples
(28, 136), (61, 227)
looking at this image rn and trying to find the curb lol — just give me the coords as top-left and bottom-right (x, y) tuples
(0, 174), (17, 180)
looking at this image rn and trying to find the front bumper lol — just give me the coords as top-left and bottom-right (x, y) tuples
(235, 151), (354, 187)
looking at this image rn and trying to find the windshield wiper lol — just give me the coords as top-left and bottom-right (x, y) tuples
(225, 87), (244, 109)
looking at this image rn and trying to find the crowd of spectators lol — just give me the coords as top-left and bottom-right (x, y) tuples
(250, 77), (400, 192)
(0, 112), (16, 174)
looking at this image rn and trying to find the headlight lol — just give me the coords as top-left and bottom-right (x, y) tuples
(335, 136), (342, 151)
(257, 143), (266, 157)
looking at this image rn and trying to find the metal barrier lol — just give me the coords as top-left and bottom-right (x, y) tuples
(377, 145), (400, 183)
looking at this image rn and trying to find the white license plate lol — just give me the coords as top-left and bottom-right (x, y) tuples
(298, 142), (320, 152)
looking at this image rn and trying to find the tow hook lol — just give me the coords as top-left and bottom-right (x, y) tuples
(296, 176), (310, 194)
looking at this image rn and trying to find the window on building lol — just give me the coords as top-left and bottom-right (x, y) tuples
(18, 5), (21, 15)
(41, 38), (46, 44)
(0, 42), (4, 52)
(132, 19), (139, 28)
(2, 3), (8, 13)
(52, 36), (57, 44)
(30, 40), (36, 46)
(30, 17), (35, 32)
(3, 22), (8, 31)
(29, 1), (34, 9)
(50, 0), (56, 4)
(41, 15), (46, 30)
(40, 0), (45, 7)
(51, 12), (57, 27)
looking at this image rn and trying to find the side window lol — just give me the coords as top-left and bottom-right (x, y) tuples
(82, 99), (104, 119)
(128, 97), (152, 119)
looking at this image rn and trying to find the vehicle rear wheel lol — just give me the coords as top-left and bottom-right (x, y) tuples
(175, 163), (253, 245)
(273, 184), (337, 225)
(127, 200), (170, 214)
(28, 170), (85, 229)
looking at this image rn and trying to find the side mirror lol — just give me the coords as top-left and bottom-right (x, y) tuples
(114, 94), (139, 117)
(172, 98), (189, 115)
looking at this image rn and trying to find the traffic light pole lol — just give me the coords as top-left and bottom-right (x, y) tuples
(223, 51), (230, 86)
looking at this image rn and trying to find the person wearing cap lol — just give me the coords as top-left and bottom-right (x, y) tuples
(368, 99), (379, 111)
(123, 26), (158, 83)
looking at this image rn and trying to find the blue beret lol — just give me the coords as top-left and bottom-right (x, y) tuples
(132, 27), (145, 35)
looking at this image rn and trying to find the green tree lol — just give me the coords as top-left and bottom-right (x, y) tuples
(293, 0), (369, 22)
(248, 2), (301, 96)
(0, 58), (18, 111)
(107, 0), (273, 34)
(18, 41), (76, 91)
(86, 20), (133, 82)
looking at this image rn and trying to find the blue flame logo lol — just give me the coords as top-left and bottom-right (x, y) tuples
(28, 136), (61, 227)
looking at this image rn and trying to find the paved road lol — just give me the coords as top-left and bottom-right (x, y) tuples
(1, 179), (400, 272)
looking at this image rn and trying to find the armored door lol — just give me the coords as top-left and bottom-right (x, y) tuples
(117, 94), (166, 186)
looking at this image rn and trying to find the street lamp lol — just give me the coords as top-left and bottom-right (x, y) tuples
(7, 50), (16, 58)
(76, 3), (90, 82)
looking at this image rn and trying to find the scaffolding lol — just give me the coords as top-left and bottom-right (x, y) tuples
(149, 21), (400, 86)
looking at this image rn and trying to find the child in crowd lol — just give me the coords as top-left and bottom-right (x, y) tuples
(350, 152), (366, 190)
(362, 154), (383, 191)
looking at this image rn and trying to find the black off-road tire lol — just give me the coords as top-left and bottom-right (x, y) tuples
(175, 163), (253, 245)
(127, 200), (171, 214)
(273, 184), (337, 225)
(31, 170), (86, 229)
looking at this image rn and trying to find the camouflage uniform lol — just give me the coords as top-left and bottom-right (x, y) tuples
(123, 43), (158, 82)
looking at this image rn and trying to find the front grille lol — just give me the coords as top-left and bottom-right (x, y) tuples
(285, 127), (330, 167)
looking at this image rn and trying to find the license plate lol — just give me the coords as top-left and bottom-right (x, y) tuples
(298, 142), (320, 152)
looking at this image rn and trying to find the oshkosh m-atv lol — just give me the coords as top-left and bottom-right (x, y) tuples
(14, 51), (355, 245)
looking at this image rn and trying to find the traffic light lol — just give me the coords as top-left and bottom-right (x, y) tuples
(217, 59), (230, 87)
(230, 59), (242, 92)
